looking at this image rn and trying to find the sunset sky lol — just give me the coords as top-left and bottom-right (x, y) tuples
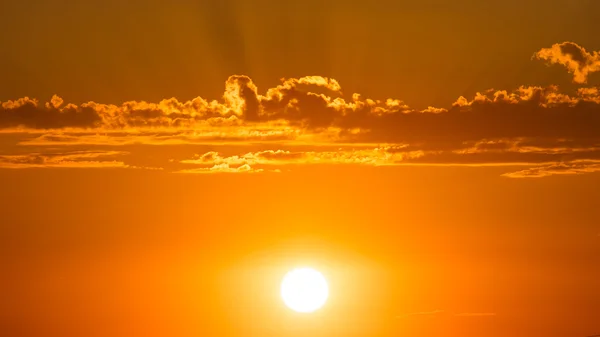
(1, 1), (600, 336)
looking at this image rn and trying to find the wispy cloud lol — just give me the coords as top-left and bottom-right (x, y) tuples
(501, 160), (600, 178)
(180, 148), (424, 168)
(176, 147), (600, 178)
(0, 151), (128, 169)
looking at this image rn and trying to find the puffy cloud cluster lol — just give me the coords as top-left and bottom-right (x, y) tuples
(2, 78), (599, 152)
(2, 44), (600, 178)
(0, 75), (347, 131)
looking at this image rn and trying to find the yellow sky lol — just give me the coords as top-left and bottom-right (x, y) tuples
(1, 1), (600, 337)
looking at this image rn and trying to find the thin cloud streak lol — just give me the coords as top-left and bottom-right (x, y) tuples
(396, 310), (497, 319)
(396, 309), (445, 318)
(454, 313), (497, 317)
(176, 148), (600, 178)
(0, 150), (162, 170)
(0, 151), (128, 169)
(501, 160), (600, 178)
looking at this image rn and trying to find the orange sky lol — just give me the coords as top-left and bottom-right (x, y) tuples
(1, 1), (600, 337)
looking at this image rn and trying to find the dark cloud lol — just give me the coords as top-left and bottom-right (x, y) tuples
(2, 78), (599, 150)
(0, 97), (100, 129)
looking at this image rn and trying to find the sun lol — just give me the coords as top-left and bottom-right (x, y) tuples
(280, 267), (329, 313)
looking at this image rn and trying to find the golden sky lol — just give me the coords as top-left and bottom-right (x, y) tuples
(1, 1), (600, 337)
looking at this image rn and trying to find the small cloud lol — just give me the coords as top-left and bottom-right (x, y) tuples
(454, 313), (497, 317)
(534, 42), (600, 83)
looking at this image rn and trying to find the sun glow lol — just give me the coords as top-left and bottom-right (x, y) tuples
(280, 267), (329, 313)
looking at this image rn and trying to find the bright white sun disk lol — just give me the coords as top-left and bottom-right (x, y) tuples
(281, 267), (329, 313)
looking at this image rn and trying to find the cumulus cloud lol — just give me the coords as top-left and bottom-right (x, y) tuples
(0, 75), (348, 131)
(3, 81), (600, 160)
(534, 42), (600, 83)
(3, 76), (599, 144)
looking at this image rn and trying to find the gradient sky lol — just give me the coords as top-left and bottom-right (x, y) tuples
(1, 1), (600, 337)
